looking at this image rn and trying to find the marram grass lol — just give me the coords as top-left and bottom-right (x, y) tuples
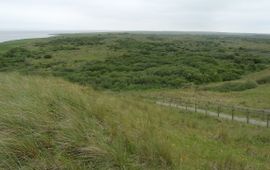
(0, 73), (269, 169)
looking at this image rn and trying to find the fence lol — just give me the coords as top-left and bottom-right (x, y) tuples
(147, 95), (270, 128)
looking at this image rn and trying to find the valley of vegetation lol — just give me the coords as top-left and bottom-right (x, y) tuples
(1, 32), (270, 90)
(0, 32), (270, 169)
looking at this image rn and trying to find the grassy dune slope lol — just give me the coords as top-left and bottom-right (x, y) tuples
(0, 73), (270, 169)
(138, 68), (270, 109)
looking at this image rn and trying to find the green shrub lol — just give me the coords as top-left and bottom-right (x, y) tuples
(3, 47), (34, 61)
(43, 54), (52, 59)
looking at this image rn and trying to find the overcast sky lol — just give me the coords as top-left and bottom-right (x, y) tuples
(0, 0), (270, 33)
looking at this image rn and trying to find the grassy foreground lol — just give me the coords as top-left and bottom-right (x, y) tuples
(0, 73), (270, 169)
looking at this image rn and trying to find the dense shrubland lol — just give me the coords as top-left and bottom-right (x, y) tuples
(0, 33), (269, 90)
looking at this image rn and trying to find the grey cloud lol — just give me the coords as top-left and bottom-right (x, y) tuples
(0, 0), (269, 33)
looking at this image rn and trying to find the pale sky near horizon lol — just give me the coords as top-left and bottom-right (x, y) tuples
(0, 0), (270, 33)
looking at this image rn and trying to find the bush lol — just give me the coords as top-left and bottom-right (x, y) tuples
(3, 47), (34, 61)
(43, 54), (52, 59)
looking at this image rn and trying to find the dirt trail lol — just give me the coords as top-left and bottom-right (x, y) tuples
(157, 101), (267, 127)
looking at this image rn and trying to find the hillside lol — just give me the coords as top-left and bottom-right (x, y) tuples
(139, 68), (270, 109)
(0, 73), (270, 169)
(0, 33), (270, 90)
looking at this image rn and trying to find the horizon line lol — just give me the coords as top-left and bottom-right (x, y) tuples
(0, 30), (270, 35)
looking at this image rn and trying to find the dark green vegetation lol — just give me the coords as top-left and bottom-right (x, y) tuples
(1, 73), (270, 169)
(1, 33), (270, 90)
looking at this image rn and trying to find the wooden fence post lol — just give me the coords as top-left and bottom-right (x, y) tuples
(195, 101), (197, 113)
(231, 106), (235, 121)
(267, 114), (269, 128)
(205, 103), (208, 116)
(246, 109), (250, 124)
(217, 105), (221, 117)
(171, 98), (174, 107)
